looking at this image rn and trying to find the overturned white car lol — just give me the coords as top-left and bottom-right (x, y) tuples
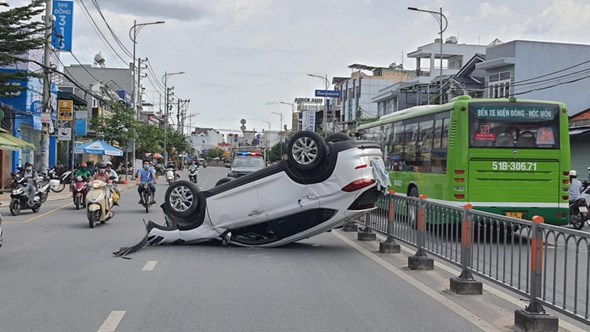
(115, 132), (388, 256)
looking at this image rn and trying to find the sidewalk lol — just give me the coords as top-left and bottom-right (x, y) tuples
(0, 180), (136, 207)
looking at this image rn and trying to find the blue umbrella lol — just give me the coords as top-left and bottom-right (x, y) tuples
(73, 139), (124, 156)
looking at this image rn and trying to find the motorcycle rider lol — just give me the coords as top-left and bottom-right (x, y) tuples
(136, 160), (157, 205)
(166, 160), (180, 179)
(105, 162), (121, 206)
(74, 162), (92, 180)
(92, 161), (114, 203)
(22, 162), (38, 206)
(569, 170), (583, 204)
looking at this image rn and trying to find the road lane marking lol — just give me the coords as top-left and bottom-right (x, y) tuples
(142, 260), (157, 271)
(332, 231), (500, 332)
(98, 311), (126, 332)
(3, 202), (73, 224)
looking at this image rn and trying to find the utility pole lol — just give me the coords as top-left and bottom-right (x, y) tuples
(40, 0), (53, 171)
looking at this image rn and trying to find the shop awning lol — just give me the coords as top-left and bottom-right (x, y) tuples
(0, 129), (36, 151)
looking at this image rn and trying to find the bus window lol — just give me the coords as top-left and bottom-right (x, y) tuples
(392, 122), (404, 161)
(415, 119), (434, 172)
(403, 123), (418, 170)
(431, 117), (449, 174)
(468, 103), (560, 149)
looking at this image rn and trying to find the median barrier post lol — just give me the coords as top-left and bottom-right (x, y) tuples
(514, 215), (558, 332)
(450, 204), (482, 295)
(379, 190), (400, 253)
(357, 211), (376, 241)
(342, 218), (358, 232)
(408, 194), (433, 270)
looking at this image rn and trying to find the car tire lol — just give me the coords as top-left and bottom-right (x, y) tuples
(325, 132), (352, 143)
(287, 131), (327, 171)
(215, 177), (233, 187)
(164, 180), (201, 219)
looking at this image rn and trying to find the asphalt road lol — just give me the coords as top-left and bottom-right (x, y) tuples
(0, 166), (572, 332)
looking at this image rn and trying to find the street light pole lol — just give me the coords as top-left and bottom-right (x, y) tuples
(129, 20), (164, 179)
(279, 101), (296, 132)
(261, 120), (271, 163)
(408, 6), (448, 105)
(162, 71), (185, 165)
(307, 74), (330, 136)
(271, 111), (284, 158)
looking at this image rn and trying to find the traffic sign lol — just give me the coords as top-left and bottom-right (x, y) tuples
(58, 100), (73, 121)
(315, 90), (341, 98)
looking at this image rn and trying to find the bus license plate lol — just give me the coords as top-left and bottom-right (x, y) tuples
(506, 212), (523, 219)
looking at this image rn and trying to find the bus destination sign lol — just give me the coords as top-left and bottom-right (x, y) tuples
(474, 106), (556, 120)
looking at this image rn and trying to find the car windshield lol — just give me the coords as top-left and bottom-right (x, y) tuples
(233, 157), (264, 168)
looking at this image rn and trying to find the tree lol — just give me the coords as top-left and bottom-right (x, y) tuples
(268, 141), (286, 162)
(89, 101), (137, 147)
(0, 1), (46, 98)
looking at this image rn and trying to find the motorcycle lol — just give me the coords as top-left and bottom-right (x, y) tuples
(72, 176), (88, 210)
(188, 167), (198, 183)
(165, 168), (176, 185)
(86, 179), (115, 228)
(569, 197), (588, 230)
(47, 166), (71, 193)
(9, 175), (50, 216)
(139, 182), (155, 213)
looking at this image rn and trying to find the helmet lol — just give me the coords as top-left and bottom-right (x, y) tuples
(106, 161), (113, 167)
(570, 170), (577, 177)
(81, 162), (87, 168)
(97, 161), (107, 169)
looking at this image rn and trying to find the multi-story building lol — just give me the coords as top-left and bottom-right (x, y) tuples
(372, 38), (487, 116)
(334, 63), (415, 127)
(476, 40), (590, 114)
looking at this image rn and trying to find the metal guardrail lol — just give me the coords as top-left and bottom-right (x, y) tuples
(361, 193), (590, 326)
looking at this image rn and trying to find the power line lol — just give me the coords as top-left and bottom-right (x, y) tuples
(89, 0), (132, 58)
(73, 0), (128, 66)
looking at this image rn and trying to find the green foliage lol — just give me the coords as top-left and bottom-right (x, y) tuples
(207, 147), (224, 159)
(268, 141), (286, 162)
(0, 1), (46, 98)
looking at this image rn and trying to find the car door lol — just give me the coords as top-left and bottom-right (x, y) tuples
(206, 182), (267, 229)
(255, 172), (320, 220)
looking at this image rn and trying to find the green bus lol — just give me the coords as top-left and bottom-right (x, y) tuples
(357, 96), (570, 225)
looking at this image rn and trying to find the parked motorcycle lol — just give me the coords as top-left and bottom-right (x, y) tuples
(188, 167), (198, 183)
(72, 176), (88, 210)
(86, 179), (115, 228)
(569, 197), (588, 230)
(9, 175), (50, 216)
(165, 168), (176, 185)
(47, 166), (71, 193)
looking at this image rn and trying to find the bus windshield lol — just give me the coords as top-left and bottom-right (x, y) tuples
(468, 103), (560, 149)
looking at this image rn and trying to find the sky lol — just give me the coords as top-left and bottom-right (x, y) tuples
(9, 0), (590, 134)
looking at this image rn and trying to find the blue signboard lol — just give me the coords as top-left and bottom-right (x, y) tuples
(314, 90), (341, 98)
(51, 1), (74, 52)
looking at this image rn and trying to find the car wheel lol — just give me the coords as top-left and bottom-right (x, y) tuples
(287, 131), (327, 171)
(325, 132), (352, 143)
(215, 177), (233, 187)
(164, 180), (200, 219)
